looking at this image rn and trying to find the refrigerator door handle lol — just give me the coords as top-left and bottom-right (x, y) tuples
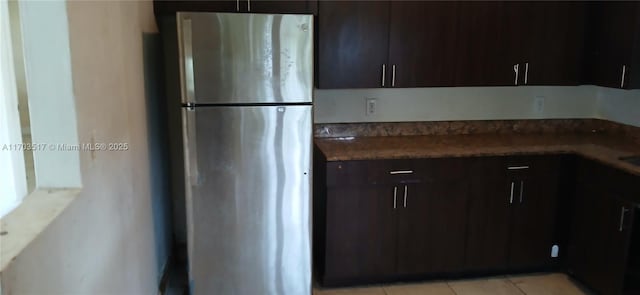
(178, 17), (195, 104)
(183, 108), (200, 187)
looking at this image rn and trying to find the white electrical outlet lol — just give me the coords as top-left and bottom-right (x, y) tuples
(534, 96), (546, 114)
(366, 98), (377, 116)
(551, 244), (559, 258)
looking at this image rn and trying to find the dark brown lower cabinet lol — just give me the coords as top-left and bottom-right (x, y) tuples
(323, 185), (397, 284)
(466, 156), (561, 272)
(507, 156), (561, 270)
(568, 159), (639, 295)
(317, 158), (470, 285)
(465, 157), (511, 271)
(396, 169), (470, 276)
(315, 153), (639, 292)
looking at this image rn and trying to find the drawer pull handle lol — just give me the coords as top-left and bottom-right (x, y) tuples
(389, 170), (414, 175)
(507, 166), (530, 170)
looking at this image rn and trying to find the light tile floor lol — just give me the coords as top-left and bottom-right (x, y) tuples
(314, 273), (591, 295)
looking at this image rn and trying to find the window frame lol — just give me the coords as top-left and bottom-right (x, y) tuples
(0, 0), (28, 218)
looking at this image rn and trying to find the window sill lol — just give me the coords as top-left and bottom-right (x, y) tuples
(0, 188), (80, 272)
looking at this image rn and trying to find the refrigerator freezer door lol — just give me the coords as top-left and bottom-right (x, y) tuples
(182, 105), (312, 295)
(177, 12), (313, 104)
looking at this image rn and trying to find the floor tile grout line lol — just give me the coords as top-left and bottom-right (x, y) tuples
(315, 273), (584, 295)
(445, 281), (459, 295)
(508, 277), (528, 295)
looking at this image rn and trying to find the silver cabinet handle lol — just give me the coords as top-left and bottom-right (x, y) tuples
(236, 0), (240, 11)
(391, 64), (396, 87)
(524, 62), (529, 85)
(247, 0), (251, 12)
(403, 185), (408, 208)
(519, 181), (524, 203)
(381, 64), (386, 87)
(513, 64), (519, 85)
(389, 170), (413, 175)
(393, 186), (397, 209)
(621, 65), (627, 88)
(507, 166), (530, 170)
(619, 206), (630, 232)
(509, 181), (515, 204)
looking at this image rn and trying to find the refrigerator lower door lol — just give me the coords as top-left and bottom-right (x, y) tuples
(182, 105), (312, 295)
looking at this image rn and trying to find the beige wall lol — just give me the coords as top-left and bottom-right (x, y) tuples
(1, 1), (165, 294)
(314, 86), (640, 128)
(596, 88), (640, 127)
(314, 86), (599, 123)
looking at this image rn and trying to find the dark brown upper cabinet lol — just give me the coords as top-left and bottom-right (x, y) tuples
(585, 1), (640, 89)
(318, 1), (463, 88)
(247, 0), (317, 14)
(317, 1), (390, 89)
(153, 0), (317, 17)
(454, 1), (522, 86)
(387, 1), (458, 87)
(453, 1), (588, 86)
(317, 1), (588, 88)
(519, 2), (588, 86)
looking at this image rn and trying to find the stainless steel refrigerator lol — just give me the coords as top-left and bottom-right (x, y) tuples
(173, 12), (313, 295)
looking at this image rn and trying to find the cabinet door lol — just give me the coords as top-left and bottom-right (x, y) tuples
(323, 185), (397, 285)
(387, 1), (457, 87)
(569, 192), (635, 295)
(248, 0), (317, 14)
(154, 0), (239, 15)
(586, 1), (640, 89)
(317, 1), (390, 88)
(465, 157), (511, 271)
(396, 178), (469, 275)
(508, 157), (561, 270)
(568, 160), (636, 295)
(153, 0), (316, 15)
(455, 2), (523, 86)
(521, 2), (587, 86)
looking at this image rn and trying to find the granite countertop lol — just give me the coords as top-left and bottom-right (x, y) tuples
(315, 133), (640, 176)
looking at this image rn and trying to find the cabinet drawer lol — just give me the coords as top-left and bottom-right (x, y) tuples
(366, 159), (424, 185)
(326, 158), (469, 187)
(327, 160), (423, 187)
(503, 155), (562, 176)
(326, 161), (368, 187)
